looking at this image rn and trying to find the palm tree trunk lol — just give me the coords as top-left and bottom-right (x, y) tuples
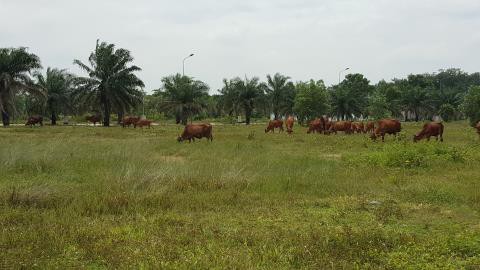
(103, 104), (111, 127)
(117, 111), (124, 125)
(245, 108), (251, 125)
(2, 111), (9, 127)
(51, 112), (57, 125)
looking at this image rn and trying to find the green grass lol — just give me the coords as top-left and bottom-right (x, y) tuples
(1, 121), (480, 269)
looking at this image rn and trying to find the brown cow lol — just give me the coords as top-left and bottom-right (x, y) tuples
(177, 124), (213, 142)
(307, 118), (322, 134)
(86, 115), (101, 126)
(25, 116), (43, 127)
(329, 121), (353, 135)
(413, 122), (444, 142)
(265, 120), (284, 133)
(476, 121), (480, 138)
(351, 122), (364, 134)
(122, 116), (140, 128)
(285, 116), (295, 134)
(370, 119), (401, 142)
(365, 121), (375, 133)
(134, 119), (153, 128)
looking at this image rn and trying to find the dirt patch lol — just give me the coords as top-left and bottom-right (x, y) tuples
(320, 154), (342, 160)
(154, 154), (186, 163)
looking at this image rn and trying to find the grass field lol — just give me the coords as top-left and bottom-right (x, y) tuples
(1, 121), (480, 269)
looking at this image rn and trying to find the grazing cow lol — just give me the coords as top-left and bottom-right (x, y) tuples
(285, 116), (295, 134)
(134, 119), (153, 128)
(86, 115), (101, 126)
(177, 124), (213, 142)
(365, 121), (375, 133)
(476, 121), (480, 138)
(25, 116), (43, 127)
(370, 119), (401, 142)
(307, 118), (323, 134)
(413, 122), (444, 142)
(265, 120), (284, 133)
(122, 116), (140, 128)
(329, 121), (353, 134)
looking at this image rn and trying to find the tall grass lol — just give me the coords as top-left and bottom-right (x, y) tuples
(1, 122), (479, 268)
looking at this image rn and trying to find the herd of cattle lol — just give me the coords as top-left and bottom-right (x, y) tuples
(22, 114), (480, 143)
(266, 116), (469, 143)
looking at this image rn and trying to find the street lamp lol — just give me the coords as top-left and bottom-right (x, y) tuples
(338, 67), (350, 84)
(183, 53), (194, 76)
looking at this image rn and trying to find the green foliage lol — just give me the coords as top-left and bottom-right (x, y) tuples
(72, 40), (144, 126)
(293, 79), (329, 123)
(463, 85), (480, 126)
(346, 142), (465, 169)
(220, 77), (266, 125)
(330, 73), (373, 119)
(438, 103), (456, 122)
(367, 88), (391, 120)
(265, 73), (296, 118)
(0, 47), (43, 126)
(33, 68), (75, 125)
(157, 74), (209, 124)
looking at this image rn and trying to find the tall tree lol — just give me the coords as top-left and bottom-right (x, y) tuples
(34, 68), (74, 125)
(330, 73), (373, 119)
(158, 74), (209, 125)
(230, 76), (265, 125)
(0, 47), (43, 126)
(265, 73), (296, 119)
(73, 40), (144, 126)
(293, 80), (330, 124)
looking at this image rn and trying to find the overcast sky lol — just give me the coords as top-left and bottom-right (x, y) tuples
(1, 0), (479, 93)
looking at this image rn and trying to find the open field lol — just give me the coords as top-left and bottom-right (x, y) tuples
(1, 121), (480, 269)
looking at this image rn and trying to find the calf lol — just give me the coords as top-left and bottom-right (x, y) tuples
(370, 119), (401, 142)
(134, 119), (153, 128)
(86, 115), (101, 126)
(285, 116), (295, 134)
(413, 122), (444, 142)
(122, 116), (140, 128)
(25, 116), (43, 127)
(177, 124), (213, 142)
(265, 120), (284, 133)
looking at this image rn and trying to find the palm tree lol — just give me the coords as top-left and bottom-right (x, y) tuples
(219, 78), (240, 117)
(232, 76), (265, 125)
(159, 74), (209, 125)
(73, 40), (144, 126)
(34, 68), (74, 125)
(0, 47), (43, 126)
(266, 73), (295, 119)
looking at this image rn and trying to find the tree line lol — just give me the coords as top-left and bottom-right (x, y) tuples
(2, 40), (480, 127)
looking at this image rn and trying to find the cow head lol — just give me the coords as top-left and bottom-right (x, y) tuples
(370, 132), (377, 141)
(413, 134), (421, 142)
(177, 136), (184, 142)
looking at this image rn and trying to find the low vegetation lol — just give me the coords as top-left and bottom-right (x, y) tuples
(1, 121), (479, 268)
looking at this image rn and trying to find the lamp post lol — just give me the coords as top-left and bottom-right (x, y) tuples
(338, 67), (350, 84)
(183, 53), (194, 76)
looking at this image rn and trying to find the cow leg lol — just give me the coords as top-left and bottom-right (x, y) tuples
(427, 136), (430, 141)
(382, 133), (385, 142)
(440, 135), (443, 142)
